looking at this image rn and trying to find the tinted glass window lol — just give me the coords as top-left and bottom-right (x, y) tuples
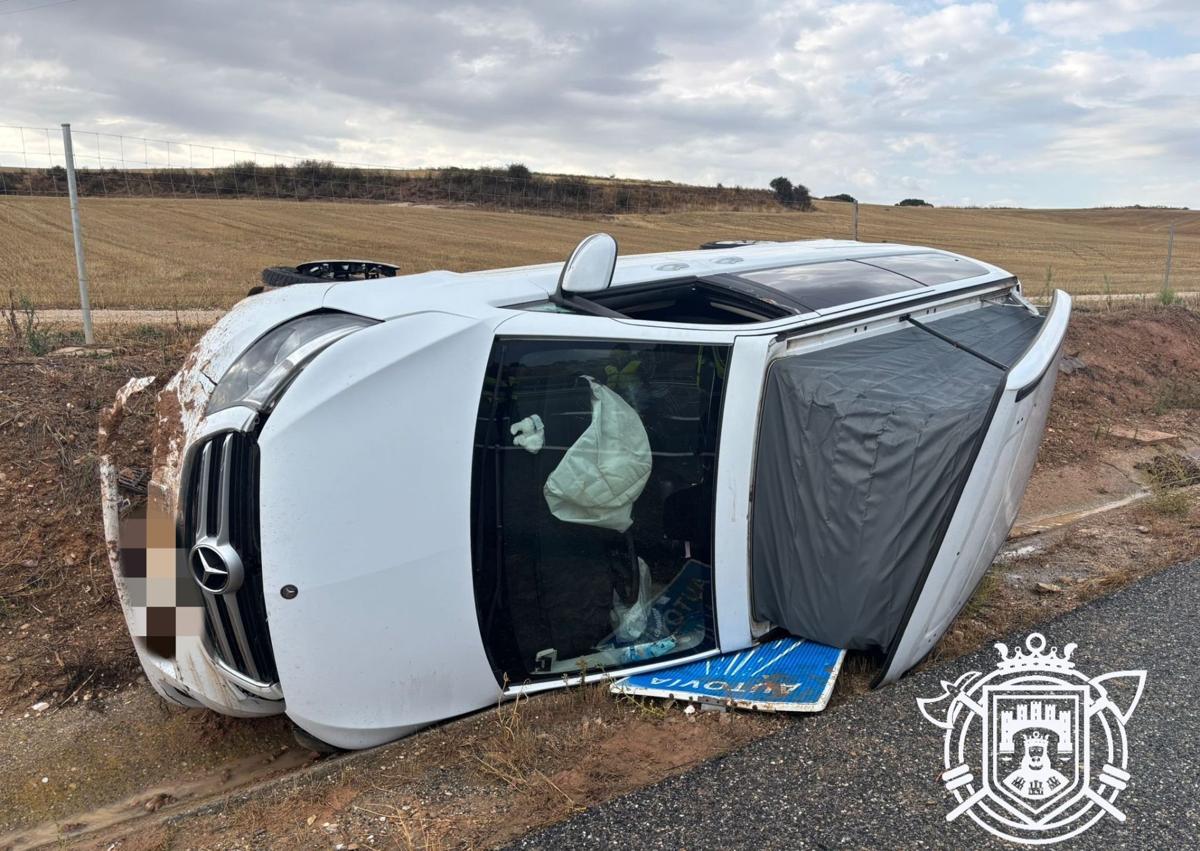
(856, 253), (989, 285)
(737, 260), (924, 310)
(472, 339), (726, 682)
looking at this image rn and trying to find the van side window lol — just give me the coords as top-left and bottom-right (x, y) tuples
(471, 338), (728, 683)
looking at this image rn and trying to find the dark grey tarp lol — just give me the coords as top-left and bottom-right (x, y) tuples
(751, 303), (1043, 651)
(927, 304), (1046, 366)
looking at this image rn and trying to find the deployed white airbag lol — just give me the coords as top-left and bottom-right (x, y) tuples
(543, 376), (651, 533)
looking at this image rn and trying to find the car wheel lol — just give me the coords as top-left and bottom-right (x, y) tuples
(291, 722), (343, 756)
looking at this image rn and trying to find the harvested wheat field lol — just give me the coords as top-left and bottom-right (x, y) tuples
(1, 196), (1197, 309)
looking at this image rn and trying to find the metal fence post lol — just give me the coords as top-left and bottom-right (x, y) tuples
(1162, 223), (1174, 298)
(61, 123), (95, 344)
(853, 201), (859, 241)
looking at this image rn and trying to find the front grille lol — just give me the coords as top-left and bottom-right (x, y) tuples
(184, 432), (279, 687)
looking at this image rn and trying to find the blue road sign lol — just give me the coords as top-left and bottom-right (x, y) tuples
(611, 636), (845, 712)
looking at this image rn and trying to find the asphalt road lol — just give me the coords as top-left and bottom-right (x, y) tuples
(512, 560), (1200, 850)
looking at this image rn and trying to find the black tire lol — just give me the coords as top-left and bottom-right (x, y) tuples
(291, 722), (343, 756)
(261, 266), (327, 288)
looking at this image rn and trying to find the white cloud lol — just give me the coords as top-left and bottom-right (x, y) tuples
(1023, 0), (1199, 40)
(0, 0), (1195, 207)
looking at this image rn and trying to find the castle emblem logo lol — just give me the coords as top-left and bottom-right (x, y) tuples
(918, 633), (1146, 845)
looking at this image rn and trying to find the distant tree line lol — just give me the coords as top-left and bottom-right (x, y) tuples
(1, 160), (950, 214)
(0, 160), (783, 215)
(811, 192), (937, 207)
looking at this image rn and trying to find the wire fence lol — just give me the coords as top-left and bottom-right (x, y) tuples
(0, 124), (780, 215)
(0, 124), (1195, 315)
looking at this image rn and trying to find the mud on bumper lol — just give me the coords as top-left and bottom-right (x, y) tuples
(99, 374), (283, 718)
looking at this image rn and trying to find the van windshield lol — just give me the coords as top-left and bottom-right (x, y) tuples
(470, 338), (728, 682)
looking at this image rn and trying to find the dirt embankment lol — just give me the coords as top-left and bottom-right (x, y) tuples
(0, 326), (300, 843)
(0, 306), (1198, 849)
(0, 326), (200, 713)
(1040, 306), (1200, 467)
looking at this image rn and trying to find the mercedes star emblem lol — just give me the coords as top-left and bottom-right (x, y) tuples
(189, 541), (245, 595)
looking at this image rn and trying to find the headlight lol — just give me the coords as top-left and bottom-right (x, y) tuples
(207, 312), (377, 414)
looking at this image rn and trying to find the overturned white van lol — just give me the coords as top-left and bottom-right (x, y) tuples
(101, 236), (1069, 749)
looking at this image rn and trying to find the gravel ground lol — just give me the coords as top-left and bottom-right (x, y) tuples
(513, 559), (1200, 850)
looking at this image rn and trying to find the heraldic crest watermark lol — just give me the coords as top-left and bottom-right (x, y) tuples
(918, 632), (1146, 845)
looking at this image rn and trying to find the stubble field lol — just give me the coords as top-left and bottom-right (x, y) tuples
(1, 196), (1197, 310)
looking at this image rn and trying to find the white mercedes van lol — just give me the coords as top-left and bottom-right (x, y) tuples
(100, 235), (1069, 749)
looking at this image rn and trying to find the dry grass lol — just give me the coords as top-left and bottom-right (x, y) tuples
(1142, 452), (1200, 516)
(1, 196), (1197, 309)
(1147, 488), (1195, 516)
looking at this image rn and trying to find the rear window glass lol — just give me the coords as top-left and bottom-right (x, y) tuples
(856, 253), (989, 285)
(738, 260), (923, 310)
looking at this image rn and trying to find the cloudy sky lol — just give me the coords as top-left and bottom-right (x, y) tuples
(2, 0), (1198, 207)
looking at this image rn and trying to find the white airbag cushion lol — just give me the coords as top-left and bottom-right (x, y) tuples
(543, 376), (651, 532)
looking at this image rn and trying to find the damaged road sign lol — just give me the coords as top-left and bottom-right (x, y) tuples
(610, 636), (845, 712)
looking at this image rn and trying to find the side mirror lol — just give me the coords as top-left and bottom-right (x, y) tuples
(557, 233), (617, 296)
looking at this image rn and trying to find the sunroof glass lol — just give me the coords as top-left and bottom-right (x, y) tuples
(856, 253), (989, 285)
(738, 260), (924, 311)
